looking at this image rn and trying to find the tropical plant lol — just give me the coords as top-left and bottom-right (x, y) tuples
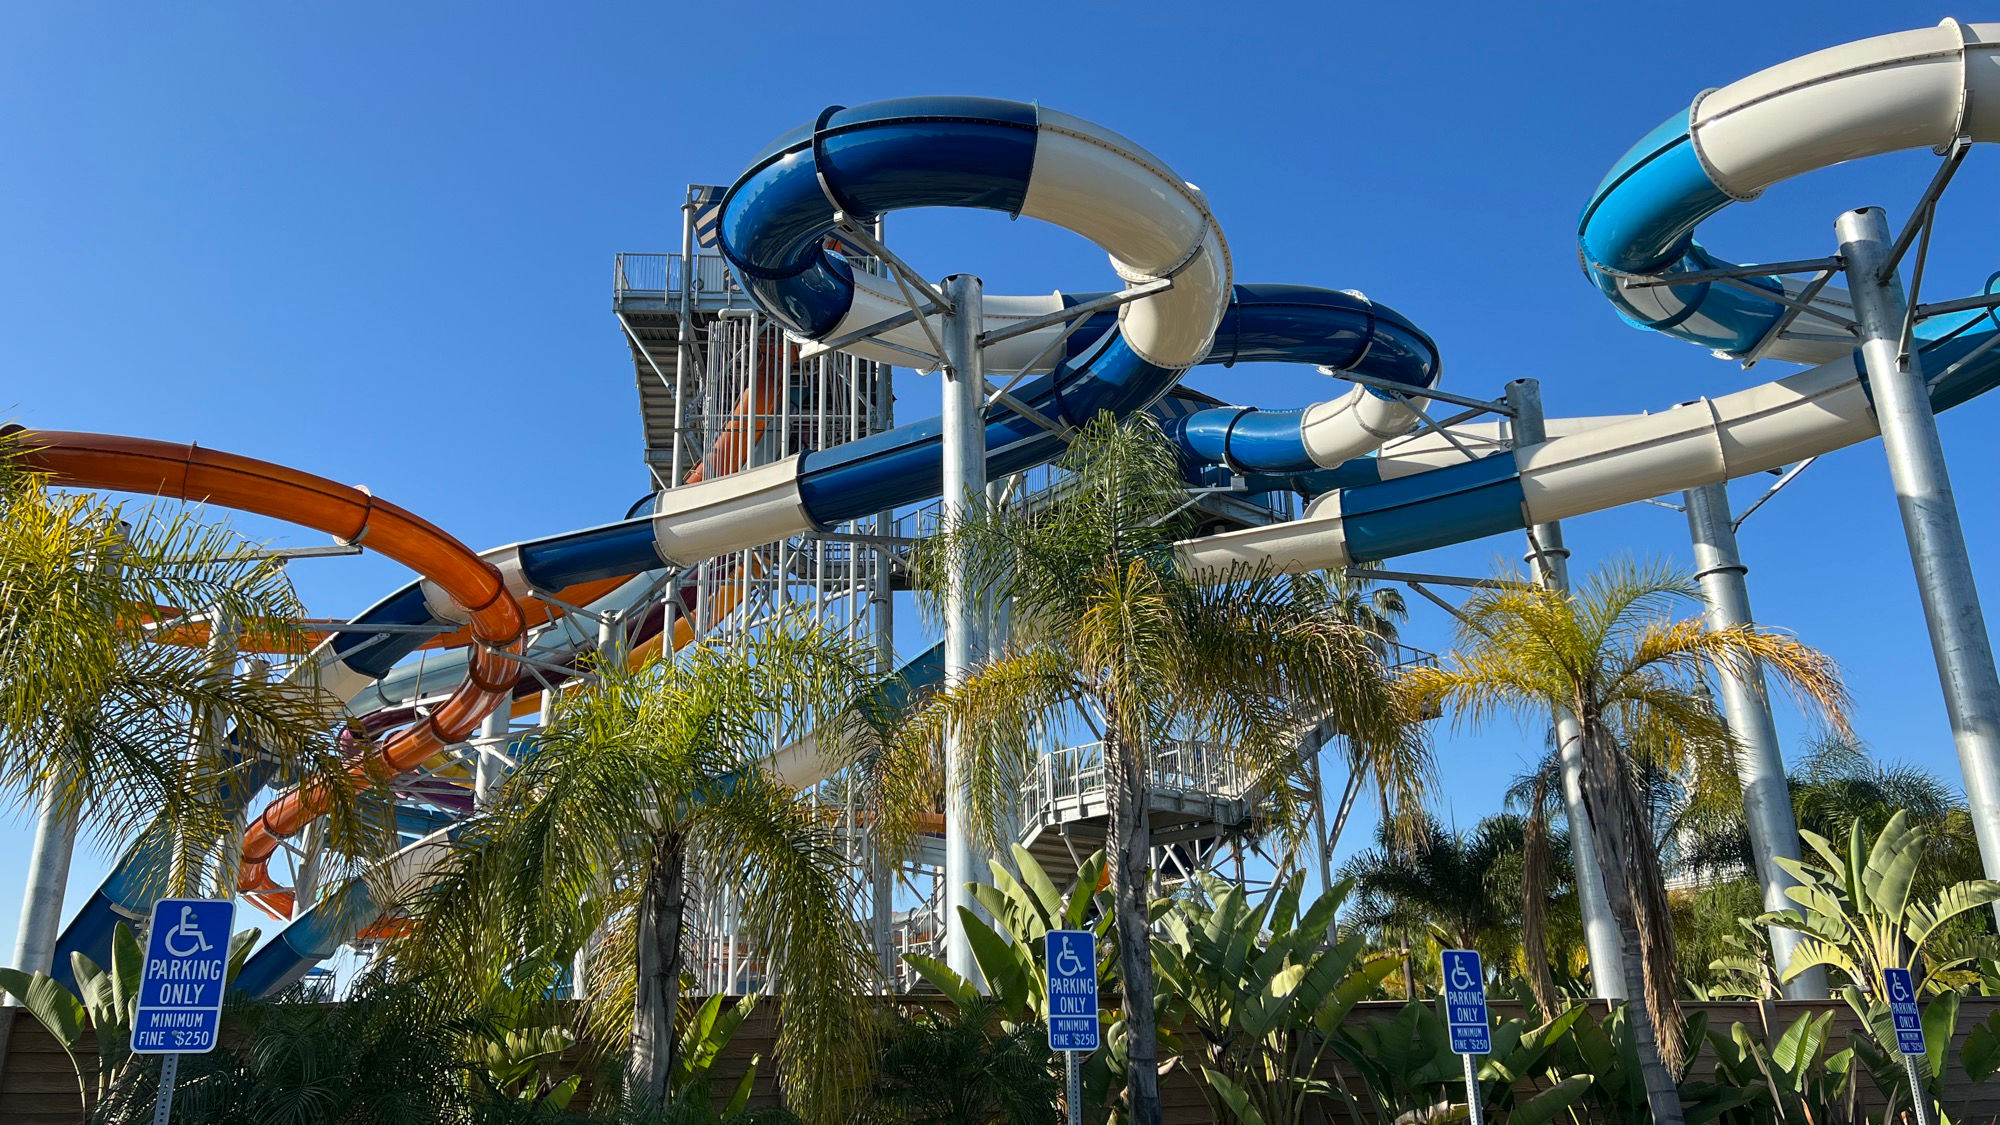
(877, 413), (1427, 1125)
(1150, 873), (1400, 1124)
(1694, 1009), (1862, 1124)
(1677, 738), (1984, 908)
(861, 998), (1060, 1124)
(0, 428), (379, 897)
(157, 974), (483, 1125)
(1505, 749), (1584, 1015)
(1399, 559), (1851, 1125)
(392, 626), (877, 1122)
(1330, 997), (1595, 1124)
(1758, 810), (2000, 1050)
(0, 920), (257, 1120)
(1340, 813), (1537, 981)
(905, 846), (1124, 1120)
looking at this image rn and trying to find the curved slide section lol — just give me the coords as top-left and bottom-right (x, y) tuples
(55, 98), (1452, 985)
(0, 427), (527, 957)
(1185, 21), (2000, 577)
(1579, 19), (1999, 361)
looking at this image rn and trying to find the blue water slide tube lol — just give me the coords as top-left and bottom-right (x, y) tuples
(68, 96), (1447, 986)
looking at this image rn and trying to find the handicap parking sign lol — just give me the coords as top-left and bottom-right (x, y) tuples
(1442, 949), (1491, 1055)
(1883, 967), (1926, 1056)
(1045, 930), (1100, 1052)
(131, 898), (233, 1054)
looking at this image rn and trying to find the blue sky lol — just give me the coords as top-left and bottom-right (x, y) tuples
(5, 2), (1998, 946)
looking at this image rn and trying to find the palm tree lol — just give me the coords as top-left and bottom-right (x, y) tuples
(1676, 735), (1983, 923)
(1293, 567), (1411, 870)
(1398, 560), (1849, 1125)
(1340, 813), (1545, 990)
(874, 413), (1428, 1125)
(394, 625), (877, 1122)
(0, 429), (373, 899)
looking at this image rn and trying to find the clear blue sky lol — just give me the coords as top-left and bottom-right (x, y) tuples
(4, 2), (1997, 946)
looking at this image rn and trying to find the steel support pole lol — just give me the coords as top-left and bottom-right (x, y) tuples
(1839, 208), (2000, 906)
(475, 707), (508, 810)
(940, 274), (989, 985)
(671, 199), (696, 486)
(1683, 482), (1826, 998)
(1506, 378), (1627, 999)
(11, 782), (78, 975)
(872, 344), (899, 987)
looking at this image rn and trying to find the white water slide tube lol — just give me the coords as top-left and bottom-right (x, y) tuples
(1186, 20), (2000, 575)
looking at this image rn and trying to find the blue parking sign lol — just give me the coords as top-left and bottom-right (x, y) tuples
(1442, 949), (1491, 1055)
(131, 898), (233, 1055)
(1046, 930), (1100, 1052)
(1884, 967), (1926, 1056)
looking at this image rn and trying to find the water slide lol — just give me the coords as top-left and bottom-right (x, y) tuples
(41, 22), (2000, 986)
(1186, 20), (2000, 573)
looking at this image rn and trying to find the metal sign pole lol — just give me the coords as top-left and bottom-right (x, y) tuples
(1905, 1054), (1933, 1125)
(1462, 1052), (1484, 1125)
(1884, 967), (1932, 1125)
(1443, 949), (1490, 1124)
(152, 1052), (180, 1124)
(1066, 1050), (1082, 1125)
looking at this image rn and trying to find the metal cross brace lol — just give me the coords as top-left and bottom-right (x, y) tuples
(1323, 366), (1515, 416)
(1730, 457), (1817, 531)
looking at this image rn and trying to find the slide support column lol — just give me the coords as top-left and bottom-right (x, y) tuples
(941, 274), (990, 986)
(1683, 482), (1825, 998)
(1507, 378), (1627, 1000)
(1839, 206), (2000, 909)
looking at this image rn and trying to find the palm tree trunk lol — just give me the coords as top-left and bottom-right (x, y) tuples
(1519, 774), (1561, 1016)
(627, 839), (687, 1110)
(1575, 718), (1685, 1125)
(1104, 722), (1163, 1125)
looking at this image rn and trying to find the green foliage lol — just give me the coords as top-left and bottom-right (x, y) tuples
(1403, 557), (1854, 1125)
(860, 999), (1060, 1124)
(1151, 874), (1398, 1124)
(394, 624), (877, 1122)
(907, 846), (1112, 1024)
(1695, 1010), (1862, 1124)
(1759, 809), (2000, 1026)
(1341, 812), (1540, 967)
(905, 847), (1122, 1119)
(0, 432), (385, 898)
(0, 920), (257, 1117)
(1329, 996), (1594, 1123)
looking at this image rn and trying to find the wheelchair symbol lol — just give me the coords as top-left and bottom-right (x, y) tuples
(1449, 958), (1478, 992)
(162, 906), (213, 959)
(1889, 973), (1914, 1003)
(1054, 937), (1087, 978)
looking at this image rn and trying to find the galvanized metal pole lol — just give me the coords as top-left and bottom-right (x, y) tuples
(291, 819), (324, 920)
(940, 273), (989, 985)
(1683, 481), (1826, 998)
(1462, 1053), (1485, 1125)
(11, 782), (78, 975)
(1066, 1050), (1083, 1125)
(1838, 207), (2000, 905)
(474, 707), (508, 809)
(152, 1050), (181, 1125)
(1506, 378), (1627, 999)
(869, 216), (901, 989)
(671, 196), (696, 486)
(1905, 1054), (1935, 1125)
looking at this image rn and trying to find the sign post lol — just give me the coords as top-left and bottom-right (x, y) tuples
(132, 898), (233, 1124)
(1884, 967), (1932, 1125)
(1442, 949), (1489, 1125)
(1046, 930), (1099, 1125)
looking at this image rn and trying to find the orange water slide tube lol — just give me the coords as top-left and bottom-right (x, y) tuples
(2, 427), (528, 896)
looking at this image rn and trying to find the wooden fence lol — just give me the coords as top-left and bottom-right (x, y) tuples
(8, 998), (2000, 1122)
